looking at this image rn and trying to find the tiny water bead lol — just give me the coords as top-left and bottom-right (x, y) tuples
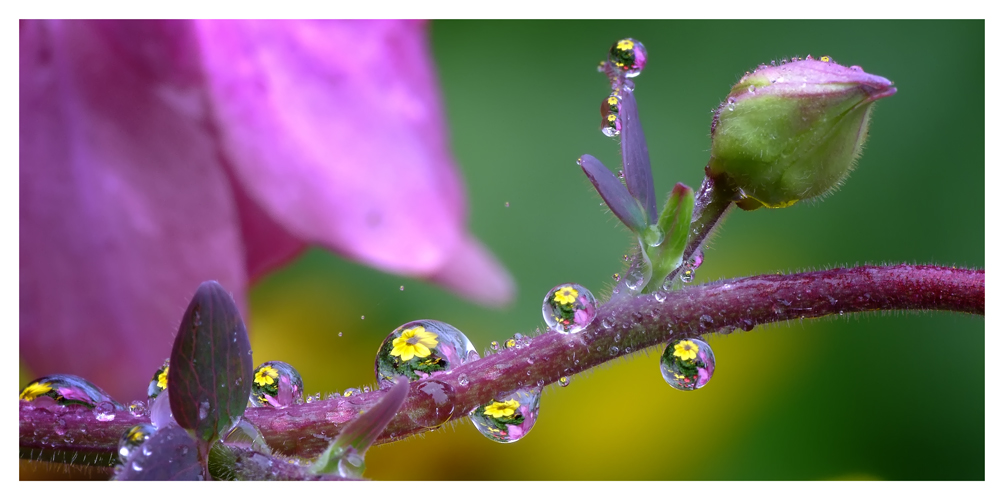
(660, 338), (716, 391)
(558, 376), (571, 387)
(469, 388), (541, 443)
(374, 319), (478, 388)
(542, 283), (597, 334)
(250, 361), (305, 408)
(127, 400), (148, 418)
(19, 374), (119, 409)
(490, 341), (500, 351)
(147, 358), (170, 401)
(117, 423), (156, 463)
(343, 387), (363, 397)
(612, 273), (621, 282)
(94, 401), (117, 421)
(608, 38), (647, 78)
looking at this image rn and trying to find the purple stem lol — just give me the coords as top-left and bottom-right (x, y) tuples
(20, 264), (984, 465)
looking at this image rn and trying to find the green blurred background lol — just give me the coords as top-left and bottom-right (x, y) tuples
(247, 20), (984, 480)
(26, 20), (984, 480)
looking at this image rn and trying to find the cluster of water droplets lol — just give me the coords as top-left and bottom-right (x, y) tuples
(250, 361), (304, 408)
(597, 38), (648, 137)
(659, 337), (716, 391)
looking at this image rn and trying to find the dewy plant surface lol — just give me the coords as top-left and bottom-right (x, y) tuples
(19, 20), (984, 480)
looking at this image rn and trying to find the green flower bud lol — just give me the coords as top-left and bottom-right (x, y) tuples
(708, 57), (896, 209)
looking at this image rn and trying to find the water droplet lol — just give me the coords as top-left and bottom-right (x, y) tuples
(653, 291), (667, 302)
(542, 283), (597, 334)
(643, 225), (665, 247)
(680, 264), (696, 283)
(342, 388), (362, 397)
(198, 400), (210, 420)
(250, 361), (305, 408)
(224, 419), (271, 455)
(625, 347), (632, 354)
(624, 265), (648, 292)
(609, 346), (620, 356)
(490, 341), (500, 351)
(399, 285), (405, 291)
(375, 320), (478, 388)
(612, 272), (621, 282)
(504, 201), (510, 208)
(504, 337), (517, 350)
(601, 112), (621, 137)
(699, 314), (714, 328)
(131, 461), (143, 472)
(149, 389), (175, 428)
(146, 358), (170, 401)
(458, 374), (469, 387)
(614, 334), (621, 342)
(469, 387), (541, 443)
(19, 374), (118, 409)
(608, 38), (647, 78)
(338, 332), (343, 338)
(558, 376), (571, 387)
(363, 386), (372, 393)
(748, 84), (756, 94)
(660, 338), (716, 391)
(54, 419), (67, 436)
(408, 380), (456, 428)
(117, 423), (156, 463)
(361, 315), (365, 320)
(94, 401), (116, 422)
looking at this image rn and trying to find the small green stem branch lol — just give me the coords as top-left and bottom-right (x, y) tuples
(19, 264), (984, 465)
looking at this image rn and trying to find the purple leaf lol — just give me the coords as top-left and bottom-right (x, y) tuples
(578, 154), (648, 232)
(168, 281), (253, 445)
(19, 20), (514, 401)
(619, 91), (656, 224)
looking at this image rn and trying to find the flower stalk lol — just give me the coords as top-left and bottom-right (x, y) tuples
(20, 264), (984, 466)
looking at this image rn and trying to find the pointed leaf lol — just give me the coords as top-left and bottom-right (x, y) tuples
(310, 378), (410, 477)
(644, 183), (694, 292)
(114, 424), (203, 481)
(168, 281), (254, 445)
(578, 154), (648, 232)
(620, 91), (656, 224)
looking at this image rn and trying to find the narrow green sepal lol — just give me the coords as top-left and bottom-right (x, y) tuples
(642, 183), (694, 292)
(309, 378), (410, 478)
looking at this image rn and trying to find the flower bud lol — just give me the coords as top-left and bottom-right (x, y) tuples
(708, 57), (896, 209)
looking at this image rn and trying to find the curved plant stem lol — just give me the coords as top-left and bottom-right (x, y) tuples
(19, 264), (984, 466)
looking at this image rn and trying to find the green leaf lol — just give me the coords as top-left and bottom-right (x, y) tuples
(642, 183), (694, 292)
(168, 281), (254, 445)
(114, 425), (203, 481)
(309, 378), (410, 478)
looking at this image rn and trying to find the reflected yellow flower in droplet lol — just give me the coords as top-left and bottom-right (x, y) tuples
(673, 340), (699, 361)
(20, 381), (52, 401)
(157, 366), (170, 390)
(390, 326), (439, 361)
(553, 286), (579, 306)
(255, 365), (278, 387)
(483, 399), (520, 418)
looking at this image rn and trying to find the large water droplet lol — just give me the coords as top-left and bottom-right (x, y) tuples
(374, 320), (478, 388)
(469, 388), (541, 443)
(149, 389), (175, 429)
(19, 374), (119, 409)
(224, 419), (271, 455)
(147, 358), (170, 402)
(624, 265), (646, 292)
(408, 380), (456, 428)
(660, 338), (716, 391)
(118, 423), (156, 463)
(542, 283), (597, 334)
(608, 38), (647, 78)
(94, 401), (116, 421)
(250, 361), (305, 408)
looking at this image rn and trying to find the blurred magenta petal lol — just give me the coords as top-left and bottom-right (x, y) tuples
(20, 20), (514, 401)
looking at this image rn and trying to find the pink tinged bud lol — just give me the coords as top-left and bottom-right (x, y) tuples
(708, 58), (896, 210)
(19, 20), (514, 400)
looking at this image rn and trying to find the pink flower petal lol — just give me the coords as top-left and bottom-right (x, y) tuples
(20, 20), (247, 400)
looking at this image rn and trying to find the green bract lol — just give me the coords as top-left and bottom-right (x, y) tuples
(708, 58), (896, 209)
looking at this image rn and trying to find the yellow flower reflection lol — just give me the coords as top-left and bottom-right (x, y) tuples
(157, 367), (169, 390)
(255, 365), (278, 387)
(553, 286), (579, 306)
(390, 326), (439, 361)
(673, 340), (699, 361)
(20, 381), (52, 401)
(483, 399), (520, 419)
(617, 39), (634, 51)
